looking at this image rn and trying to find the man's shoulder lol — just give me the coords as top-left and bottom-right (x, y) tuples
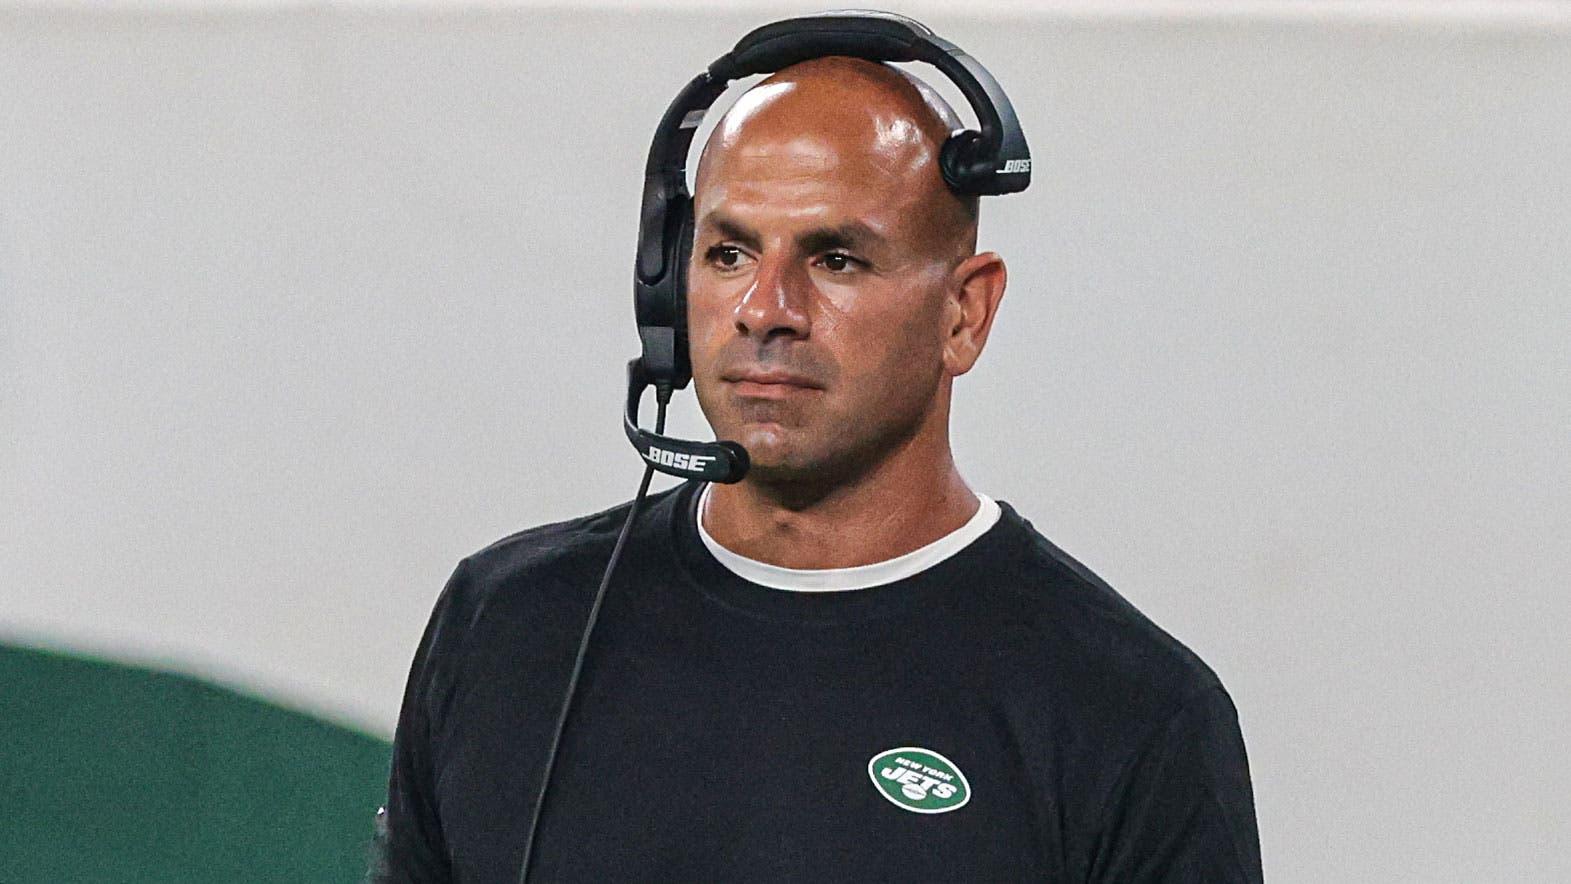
(463, 495), (643, 581)
(986, 502), (1228, 708)
(429, 485), (683, 634)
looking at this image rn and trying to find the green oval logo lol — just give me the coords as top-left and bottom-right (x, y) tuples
(867, 747), (971, 814)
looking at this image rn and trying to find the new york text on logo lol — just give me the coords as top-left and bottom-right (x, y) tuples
(867, 747), (971, 814)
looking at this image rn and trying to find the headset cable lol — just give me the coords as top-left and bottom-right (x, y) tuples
(516, 389), (670, 884)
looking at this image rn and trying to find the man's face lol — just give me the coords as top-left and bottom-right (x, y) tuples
(686, 79), (967, 484)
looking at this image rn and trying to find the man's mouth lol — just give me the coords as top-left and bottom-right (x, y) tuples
(722, 368), (824, 398)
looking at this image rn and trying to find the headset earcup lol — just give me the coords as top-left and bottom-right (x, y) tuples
(670, 204), (695, 389)
(939, 129), (985, 194)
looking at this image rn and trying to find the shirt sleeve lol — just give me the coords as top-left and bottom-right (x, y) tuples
(1088, 684), (1263, 883)
(368, 560), (473, 883)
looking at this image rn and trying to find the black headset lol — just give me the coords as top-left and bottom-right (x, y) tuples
(521, 11), (1032, 883)
(622, 9), (1033, 486)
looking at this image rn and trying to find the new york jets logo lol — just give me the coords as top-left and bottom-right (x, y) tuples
(867, 747), (971, 814)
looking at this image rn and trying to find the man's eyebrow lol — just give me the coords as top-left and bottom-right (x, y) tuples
(798, 222), (885, 256)
(697, 212), (762, 252)
(697, 212), (887, 255)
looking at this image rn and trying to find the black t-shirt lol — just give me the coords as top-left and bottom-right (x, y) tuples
(372, 481), (1262, 882)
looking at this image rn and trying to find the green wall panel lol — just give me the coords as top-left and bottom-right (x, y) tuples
(0, 643), (392, 882)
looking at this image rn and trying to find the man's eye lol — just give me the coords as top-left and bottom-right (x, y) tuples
(706, 245), (749, 270)
(820, 252), (860, 273)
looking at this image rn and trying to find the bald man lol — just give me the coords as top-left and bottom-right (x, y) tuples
(373, 55), (1261, 884)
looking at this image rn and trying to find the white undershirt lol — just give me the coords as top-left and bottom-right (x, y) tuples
(695, 483), (1002, 592)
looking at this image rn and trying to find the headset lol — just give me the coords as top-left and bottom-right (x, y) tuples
(517, 11), (1032, 883)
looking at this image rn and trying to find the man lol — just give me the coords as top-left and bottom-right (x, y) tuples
(374, 54), (1262, 882)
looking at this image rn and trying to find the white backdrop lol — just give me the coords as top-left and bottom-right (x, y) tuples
(2, 2), (1568, 880)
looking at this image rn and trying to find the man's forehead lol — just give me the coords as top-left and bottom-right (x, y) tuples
(693, 141), (922, 251)
(694, 161), (914, 240)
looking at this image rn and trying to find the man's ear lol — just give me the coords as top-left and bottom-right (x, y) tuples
(942, 251), (1008, 377)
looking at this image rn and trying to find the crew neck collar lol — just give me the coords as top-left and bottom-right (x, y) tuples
(694, 483), (1001, 592)
(664, 481), (1025, 627)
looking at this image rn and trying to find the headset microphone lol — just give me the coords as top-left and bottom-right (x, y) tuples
(623, 359), (749, 483)
(516, 11), (1031, 883)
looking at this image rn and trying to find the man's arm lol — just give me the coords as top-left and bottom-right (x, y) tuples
(368, 561), (472, 882)
(1089, 684), (1264, 883)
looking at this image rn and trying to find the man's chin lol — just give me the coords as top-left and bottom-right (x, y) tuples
(720, 426), (817, 479)
(730, 427), (796, 467)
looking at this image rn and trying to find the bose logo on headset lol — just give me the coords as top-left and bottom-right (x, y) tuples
(643, 445), (717, 472)
(999, 159), (1031, 174)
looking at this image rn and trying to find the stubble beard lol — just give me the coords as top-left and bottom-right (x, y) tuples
(701, 378), (937, 500)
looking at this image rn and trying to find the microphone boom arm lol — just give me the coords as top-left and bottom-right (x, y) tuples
(623, 359), (750, 483)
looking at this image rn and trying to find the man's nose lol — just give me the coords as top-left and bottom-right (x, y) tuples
(732, 253), (810, 341)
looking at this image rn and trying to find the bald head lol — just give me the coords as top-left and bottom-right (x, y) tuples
(694, 56), (979, 258)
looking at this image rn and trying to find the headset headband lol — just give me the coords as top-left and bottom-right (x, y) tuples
(715, 12), (1031, 193)
(637, 11), (1030, 289)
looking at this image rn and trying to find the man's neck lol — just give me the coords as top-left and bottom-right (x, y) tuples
(700, 440), (979, 571)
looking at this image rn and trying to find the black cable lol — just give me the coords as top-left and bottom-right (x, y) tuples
(516, 391), (670, 884)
